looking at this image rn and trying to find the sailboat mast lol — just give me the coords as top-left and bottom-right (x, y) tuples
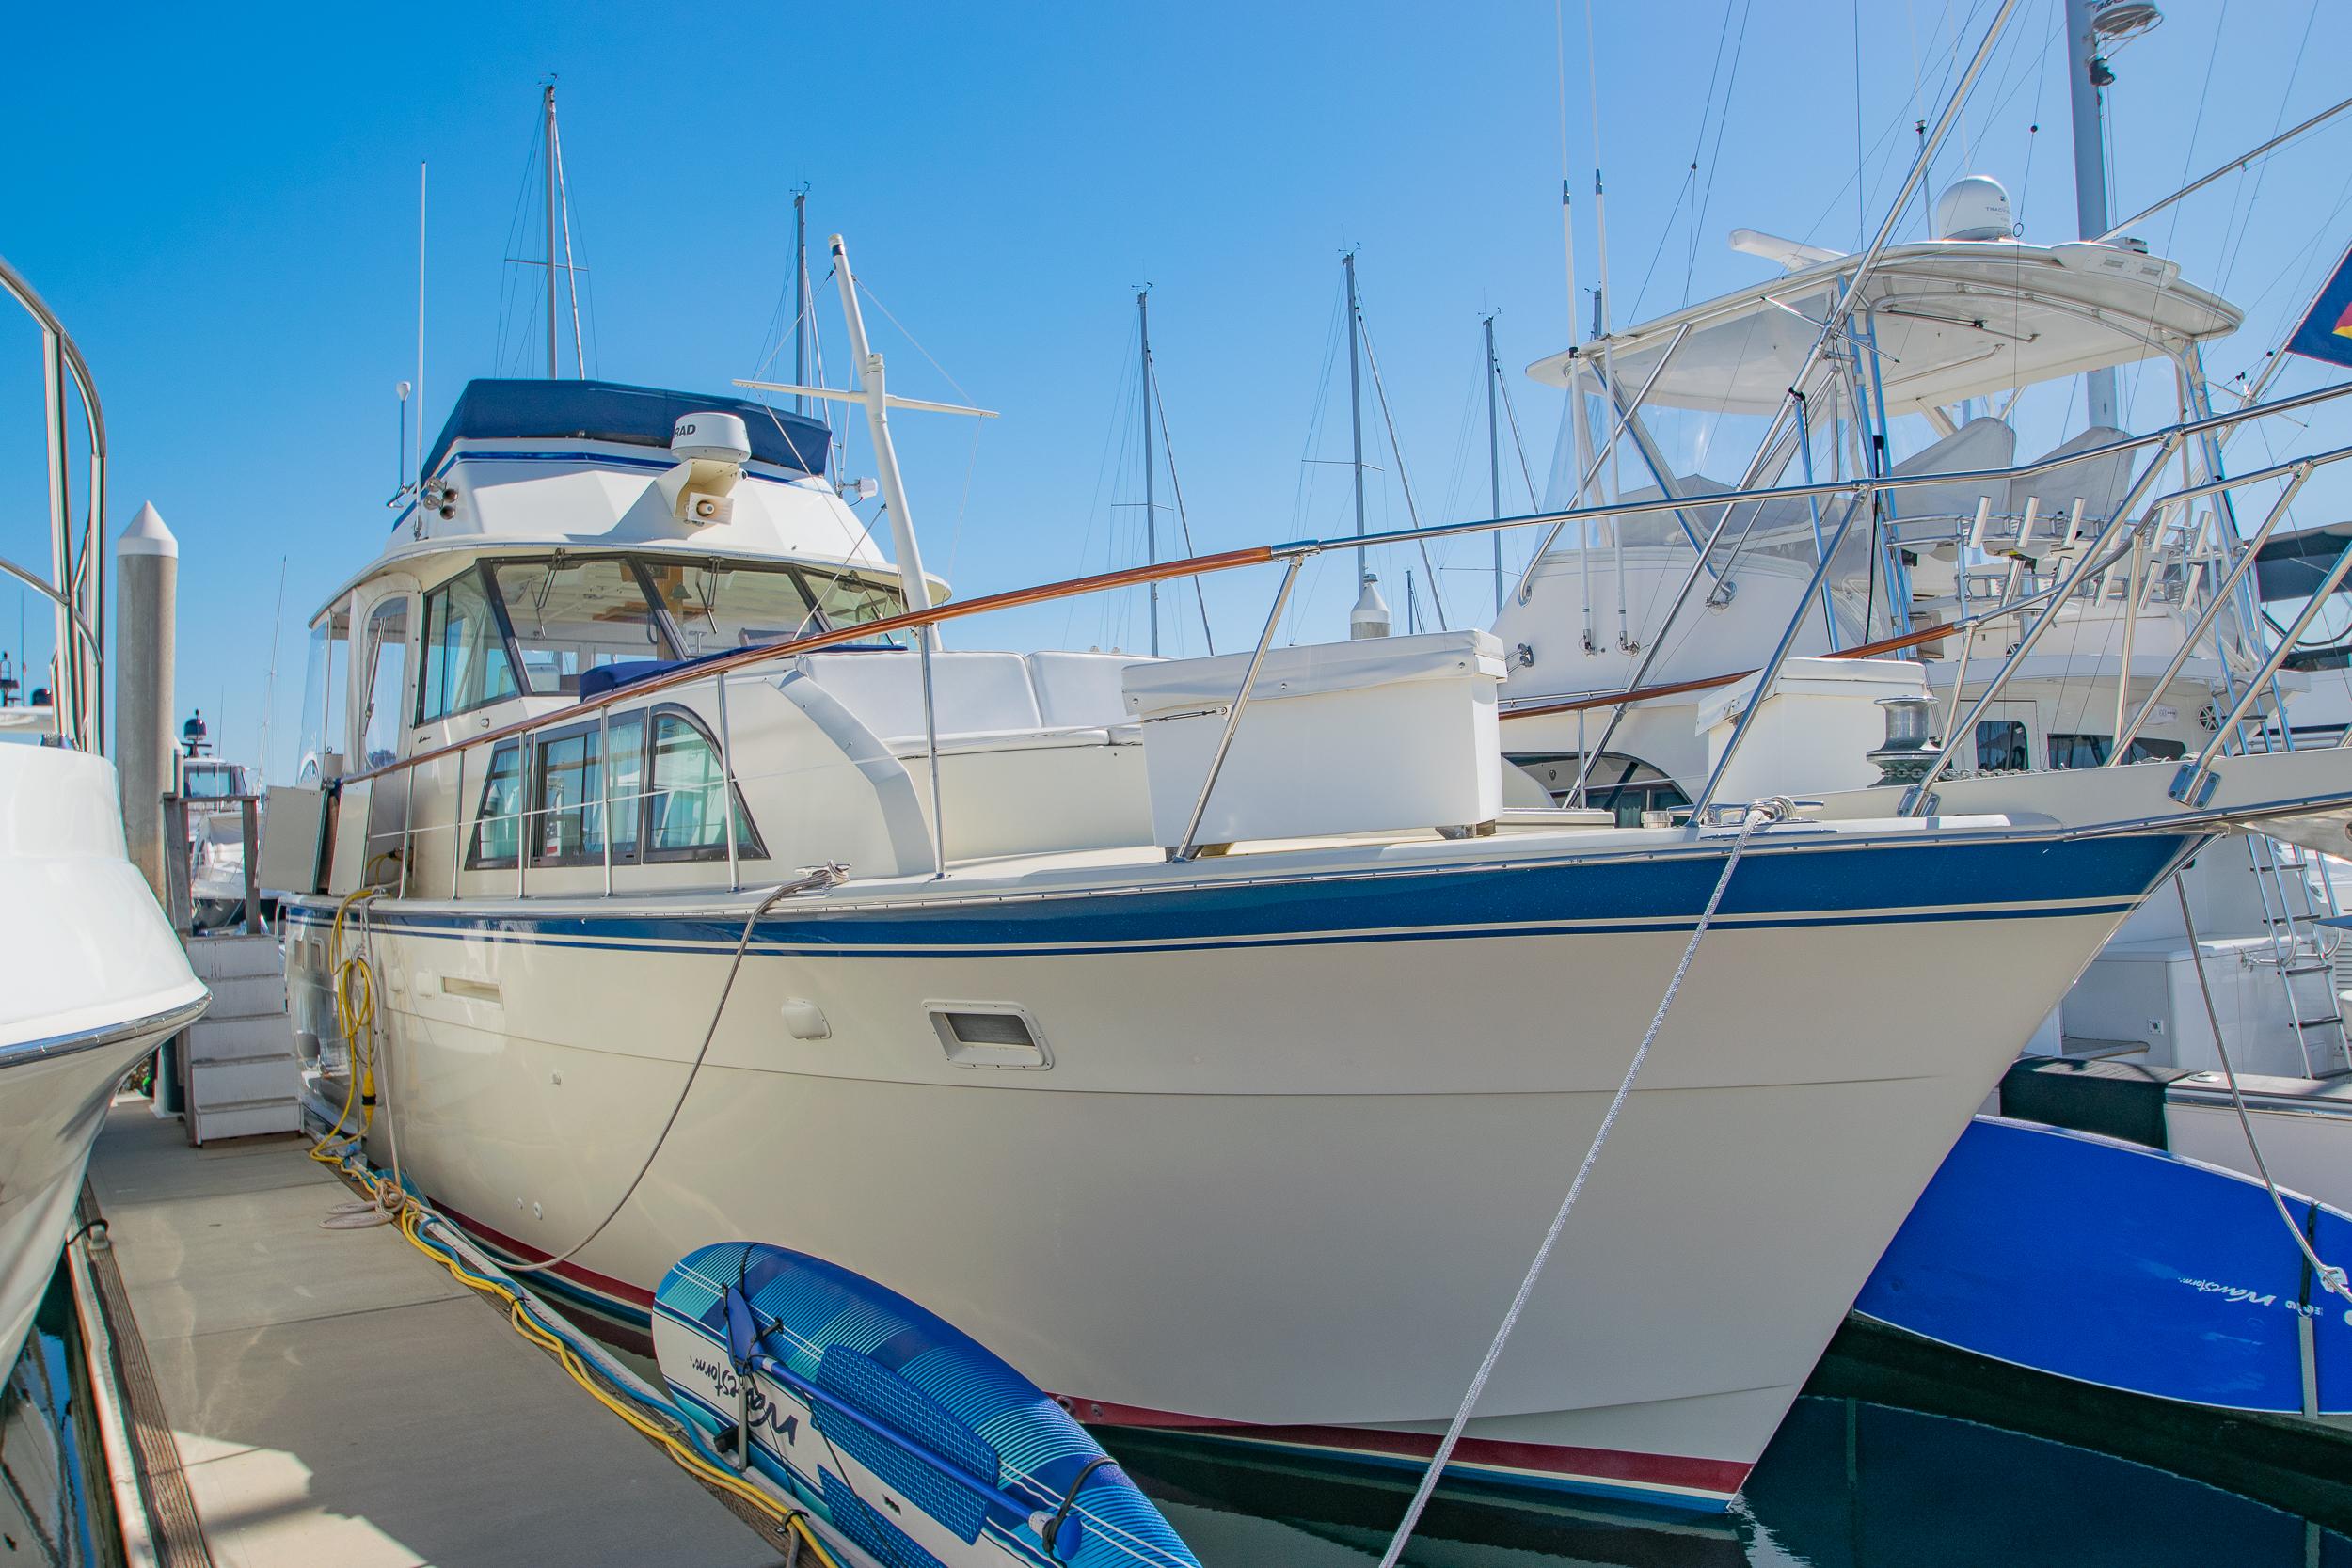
(2064, 0), (2118, 428)
(792, 189), (809, 417)
(543, 82), (560, 380)
(1344, 250), (1366, 583)
(1485, 313), (1502, 613)
(1139, 288), (1159, 657)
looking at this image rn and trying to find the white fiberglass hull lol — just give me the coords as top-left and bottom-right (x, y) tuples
(0, 747), (208, 1373)
(291, 818), (2193, 1508)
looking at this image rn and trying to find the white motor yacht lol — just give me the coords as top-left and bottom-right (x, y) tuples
(271, 227), (2352, 1512)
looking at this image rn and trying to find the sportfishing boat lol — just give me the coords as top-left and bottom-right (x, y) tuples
(272, 202), (2352, 1513)
(0, 259), (208, 1379)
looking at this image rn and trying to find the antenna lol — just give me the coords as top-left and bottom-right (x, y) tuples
(1485, 312), (1502, 613)
(1344, 249), (1367, 585)
(415, 161), (427, 493)
(543, 79), (560, 379)
(1137, 284), (1158, 657)
(395, 380), (411, 495)
(792, 187), (810, 417)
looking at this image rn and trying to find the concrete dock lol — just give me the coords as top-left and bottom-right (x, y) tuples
(85, 1101), (778, 1567)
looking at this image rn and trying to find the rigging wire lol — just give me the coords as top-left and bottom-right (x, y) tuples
(1355, 307), (1451, 629)
(1150, 363), (1217, 654)
(2215, 0), (2323, 297)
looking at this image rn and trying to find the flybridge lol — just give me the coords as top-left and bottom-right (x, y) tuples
(419, 379), (833, 483)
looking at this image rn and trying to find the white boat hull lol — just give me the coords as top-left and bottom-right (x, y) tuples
(290, 820), (2193, 1507)
(0, 747), (208, 1374)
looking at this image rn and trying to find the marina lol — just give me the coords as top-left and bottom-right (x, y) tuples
(13, 0), (2352, 1561)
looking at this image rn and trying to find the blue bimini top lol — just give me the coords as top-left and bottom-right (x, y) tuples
(422, 378), (832, 482)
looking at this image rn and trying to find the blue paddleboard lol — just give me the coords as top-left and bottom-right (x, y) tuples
(653, 1242), (1200, 1568)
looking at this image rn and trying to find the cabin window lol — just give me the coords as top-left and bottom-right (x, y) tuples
(493, 558), (675, 695)
(1509, 752), (1691, 827)
(526, 715), (644, 867)
(296, 610), (348, 784)
(638, 559), (824, 657)
(358, 596), (412, 771)
(2047, 733), (2186, 769)
(644, 708), (765, 861)
(468, 741), (526, 869)
(420, 568), (519, 721)
(1974, 720), (2030, 773)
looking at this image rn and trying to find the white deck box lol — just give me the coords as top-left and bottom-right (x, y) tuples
(1695, 657), (1930, 803)
(1121, 630), (1506, 847)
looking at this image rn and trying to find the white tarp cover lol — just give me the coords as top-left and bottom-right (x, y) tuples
(1122, 630), (1506, 719)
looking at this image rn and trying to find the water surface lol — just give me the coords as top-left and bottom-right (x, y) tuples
(1104, 1397), (2352, 1566)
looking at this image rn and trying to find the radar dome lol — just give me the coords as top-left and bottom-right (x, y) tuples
(1933, 175), (2013, 243)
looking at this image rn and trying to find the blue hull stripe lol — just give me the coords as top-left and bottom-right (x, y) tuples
(287, 832), (2195, 959)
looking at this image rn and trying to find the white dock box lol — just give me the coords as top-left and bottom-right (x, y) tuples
(1695, 657), (1930, 802)
(1121, 630), (1506, 847)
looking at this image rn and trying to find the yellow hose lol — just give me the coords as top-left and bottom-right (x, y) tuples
(322, 1152), (838, 1566)
(309, 888), (384, 1166)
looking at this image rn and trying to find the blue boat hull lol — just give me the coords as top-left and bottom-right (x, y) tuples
(1856, 1116), (2352, 1415)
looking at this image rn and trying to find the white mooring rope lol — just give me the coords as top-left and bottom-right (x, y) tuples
(1375, 796), (1791, 1566)
(2172, 873), (2352, 1307)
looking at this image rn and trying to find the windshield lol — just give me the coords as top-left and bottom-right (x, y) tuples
(636, 559), (909, 655)
(491, 558), (675, 696)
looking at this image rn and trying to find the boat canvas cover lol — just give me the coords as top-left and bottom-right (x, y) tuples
(421, 379), (833, 481)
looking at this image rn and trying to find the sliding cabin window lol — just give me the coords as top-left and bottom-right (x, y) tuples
(468, 705), (763, 873)
(419, 566), (520, 722)
(2046, 733), (2187, 770)
(492, 558), (676, 697)
(525, 714), (645, 867)
(468, 740), (526, 869)
(644, 707), (766, 862)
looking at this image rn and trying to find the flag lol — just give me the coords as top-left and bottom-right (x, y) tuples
(2287, 243), (2352, 369)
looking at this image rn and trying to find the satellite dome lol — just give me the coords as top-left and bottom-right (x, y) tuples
(1933, 175), (2014, 243)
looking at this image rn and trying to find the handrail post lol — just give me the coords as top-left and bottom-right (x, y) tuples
(599, 705), (614, 897)
(450, 747), (466, 901)
(2112, 463), (2312, 760)
(1508, 323), (1692, 606)
(1901, 438), (2180, 813)
(398, 767), (415, 899)
(1688, 485), (1868, 816)
(1173, 553), (1307, 862)
(516, 738), (529, 901)
(917, 631), (947, 879)
(715, 670), (740, 894)
(2173, 530), (2352, 804)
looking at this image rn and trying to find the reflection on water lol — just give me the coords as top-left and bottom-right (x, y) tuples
(1104, 1397), (2352, 1566)
(0, 1264), (114, 1568)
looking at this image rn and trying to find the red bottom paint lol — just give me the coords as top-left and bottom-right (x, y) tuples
(434, 1200), (1748, 1506)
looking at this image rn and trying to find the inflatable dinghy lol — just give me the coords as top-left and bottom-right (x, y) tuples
(653, 1242), (1200, 1568)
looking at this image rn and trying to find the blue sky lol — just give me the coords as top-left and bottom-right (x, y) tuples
(3, 0), (2348, 779)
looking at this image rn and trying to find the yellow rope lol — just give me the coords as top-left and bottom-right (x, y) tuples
(321, 1155), (838, 1566)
